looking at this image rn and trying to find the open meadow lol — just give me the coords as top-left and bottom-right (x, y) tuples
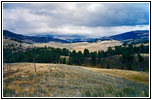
(3, 63), (149, 97)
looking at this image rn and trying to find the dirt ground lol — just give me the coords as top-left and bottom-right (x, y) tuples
(3, 63), (149, 97)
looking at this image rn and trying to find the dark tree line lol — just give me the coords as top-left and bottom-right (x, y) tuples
(68, 50), (85, 65)
(3, 44), (70, 63)
(3, 43), (149, 71)
(67, 44), (148, 70)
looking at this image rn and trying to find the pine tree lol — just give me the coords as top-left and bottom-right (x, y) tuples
(63, 57), (66, 64)
(106, 64), (110, 69)
(91, 52), (97, 65)
(84, 49), (90, 58)
(107, 47), (113, 56)
(137, 53), (144, 71)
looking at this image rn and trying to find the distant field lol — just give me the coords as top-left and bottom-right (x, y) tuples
(3, 63), (149, 97)
(3, 39), (30, 48)
(4, 38), (149, 53)
(3, 39), (122, 52)
(32, 40), (122, 52)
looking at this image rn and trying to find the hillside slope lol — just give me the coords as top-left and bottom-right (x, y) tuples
(3, 30), (69, 43)
(3, 63), (149, 97)
(3, 38), (122, 52)
(32, 40), (122, 52)
(109, 30), (149, 43)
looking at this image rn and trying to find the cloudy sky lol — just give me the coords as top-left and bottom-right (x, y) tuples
(3, 3), (149, 38)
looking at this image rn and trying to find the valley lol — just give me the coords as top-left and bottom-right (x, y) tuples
(3, 30), (150, 97)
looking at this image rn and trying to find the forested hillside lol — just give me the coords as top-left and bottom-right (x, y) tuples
(3, 43), (149, 71)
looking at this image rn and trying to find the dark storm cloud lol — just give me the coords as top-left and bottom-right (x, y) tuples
(3, 3), (149, 37)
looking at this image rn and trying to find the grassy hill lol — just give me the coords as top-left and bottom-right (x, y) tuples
(3, 63), (149, 97)
(20, 40), (122, 52)
(3, 38), (30, 48)
(3, 37), (122, 52)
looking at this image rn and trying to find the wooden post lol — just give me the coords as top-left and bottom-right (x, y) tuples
(9, 64), (11, 72)
(33, 55), (36, 72)
(3, 63), (5, 72)
(34, 62), (36, 72)
(7, 64), (9, 72)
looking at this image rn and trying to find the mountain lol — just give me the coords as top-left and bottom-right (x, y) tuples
(109, 30), (149, 42)
(3, 30), (70, 43)
(85, 30), (149, 43)
(3, 30), (149, 44)
(35, 34), (88, 43)
(60, 30), (149, 43)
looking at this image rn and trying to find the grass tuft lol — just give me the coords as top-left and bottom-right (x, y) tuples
(3, 89), (15, 97)
(82, 85), (149, 97)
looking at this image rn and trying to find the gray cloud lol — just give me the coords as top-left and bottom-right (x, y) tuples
(3, 3), (149, 37)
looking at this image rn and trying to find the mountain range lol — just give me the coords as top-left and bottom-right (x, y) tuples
(3, 30), (149, 44)
(3, 30), (69, 43)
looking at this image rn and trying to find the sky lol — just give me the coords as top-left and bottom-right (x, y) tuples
(3, 3), (149, 38)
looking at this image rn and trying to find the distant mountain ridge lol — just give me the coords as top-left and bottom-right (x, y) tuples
(3, 30), (70, 43)
(3, 30), (149, 44)
(85, 30), (149, 43)
(109, 30), (149, 41)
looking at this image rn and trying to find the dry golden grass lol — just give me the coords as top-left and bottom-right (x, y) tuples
(3, 38), (30, 48)
(3, 63), (149, 97)
(73, 40), (122, 52)
(7, 81), (35, 94)
(83, 67), (149, 85)
(135, 43), (149, 47)
(3, 38), (122, 52)
(32, 40), (122, 52)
